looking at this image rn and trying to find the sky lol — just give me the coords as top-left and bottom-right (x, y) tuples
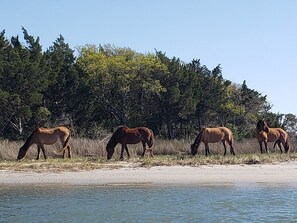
(1, 0), (297, 115)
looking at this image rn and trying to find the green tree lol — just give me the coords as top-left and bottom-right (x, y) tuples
(283, 114), (297, 140)
(44, 35), (78, 126)
(0, 28), (49, 138)
(155, 53), (202, 139)
(76, 45), (167, 129)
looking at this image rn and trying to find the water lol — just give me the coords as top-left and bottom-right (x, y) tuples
(1, 184), (297, 223)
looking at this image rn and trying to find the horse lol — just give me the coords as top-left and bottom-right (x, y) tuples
(106, 126), (154, 160)
(191, 127), (235, 156)
(256, 120), (289, 153)
(17, 126), (71, 160)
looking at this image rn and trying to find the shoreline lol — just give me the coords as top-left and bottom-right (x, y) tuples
(1, 161), (297, 187)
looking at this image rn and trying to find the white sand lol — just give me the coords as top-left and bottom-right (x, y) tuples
(1, 162), (297, 187)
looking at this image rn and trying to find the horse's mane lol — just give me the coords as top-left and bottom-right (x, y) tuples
(193, 128), (205, 146)
(256, 120), (269, 133)
(22, 128), (38, 149)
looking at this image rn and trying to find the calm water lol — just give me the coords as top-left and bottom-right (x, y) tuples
(1, 184), (297, 223)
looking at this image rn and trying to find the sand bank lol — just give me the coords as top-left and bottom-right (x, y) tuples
(1, 162), (297, 187)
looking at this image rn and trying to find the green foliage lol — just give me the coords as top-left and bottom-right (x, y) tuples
(76, 45), (167, 127)
(0, 28), (49, 138)
(0, 28), (292, 140)
(36, 107), (51, 126)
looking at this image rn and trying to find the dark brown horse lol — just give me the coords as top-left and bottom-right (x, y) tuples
(256, 120), (289, 153)
(106, 126), (154, 160)
(191, 127), (235, 156)
(17, 126), (71, 160)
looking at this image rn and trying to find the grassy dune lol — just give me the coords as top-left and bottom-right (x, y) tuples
(0, 138), (296, 171)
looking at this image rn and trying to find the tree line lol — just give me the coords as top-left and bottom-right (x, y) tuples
(1, 28), (296, 140)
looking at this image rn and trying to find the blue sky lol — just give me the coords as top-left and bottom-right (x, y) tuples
(1, 0), (297, 115)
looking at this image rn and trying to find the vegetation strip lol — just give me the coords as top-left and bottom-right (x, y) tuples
(0, 153), (296, 172)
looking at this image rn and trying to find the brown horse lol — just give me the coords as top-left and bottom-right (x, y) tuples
(191, 127), (235, 156)
(17, 126), (71, 160)
(256, 120), (289, 153)
(106, 126), (154, 160)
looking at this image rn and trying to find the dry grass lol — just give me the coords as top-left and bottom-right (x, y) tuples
(0, 137), (296, 171)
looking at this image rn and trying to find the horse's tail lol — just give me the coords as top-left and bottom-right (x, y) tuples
(148, 130), (154, 148)
(17, 129), (37, 160)
(285, 138), (290, 153)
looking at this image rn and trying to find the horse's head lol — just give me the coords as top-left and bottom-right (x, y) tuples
(17, 145), (27, 160)
(190, 144), (198, 156)
(190, 128), (204, 156)
(106, 141), (115, 160)
(256, 120), (269, 133)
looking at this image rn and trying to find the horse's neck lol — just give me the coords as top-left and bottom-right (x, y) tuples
(194, 130), (203, 145)
(108, 137), (118, 148)
(23, 138), (33, 150)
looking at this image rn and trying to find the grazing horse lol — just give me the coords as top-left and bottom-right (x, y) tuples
(191, 127), (235, 156)
(256, 120), (289, 153)
(106, 126), (154, 160)
(17, 126), (71, 160)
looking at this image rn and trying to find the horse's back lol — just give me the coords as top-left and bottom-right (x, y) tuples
(267, 128), (287, 142)
(119, 126), (153, 145)
(33, 126), (70, 144)
(136, 127), (152, 136)
(36, 126), (70, 135)
(219, 127), (233, 137)
(123, 127), (151, 136)
(56, 126), (71, 136)
(204, 127), (233, 143)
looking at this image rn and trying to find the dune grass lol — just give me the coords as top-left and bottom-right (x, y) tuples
(0, 137), (296, 171)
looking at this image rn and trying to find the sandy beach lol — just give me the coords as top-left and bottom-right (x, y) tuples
(1, 161), (297, 187)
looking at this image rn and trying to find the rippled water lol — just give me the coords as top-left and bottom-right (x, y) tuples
(1, 184), (297, 222)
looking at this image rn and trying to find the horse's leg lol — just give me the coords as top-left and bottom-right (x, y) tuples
(273, 140), (278, 149)
(60, 141), (67, 158)
(264, 140), (269, 153)
(67, 145), (72, 158)
(141, 141), (147, 157)
(259, 142), (263, 154)
(149, 144), (154, 157)
(230, 143), (235, 156)
(61, 135), (71, 159)
(278, 141), (283, 153)
(62, 148), (66, 158)
(120, 144), (125, 160)
(36, 145), (41, 160)
(205, 143), (209, 156)
(149, 148), (154, 157)
(227, 140), (235, 156)
(222, 140), (227, 156)
(284, 139), (290, 153)
(40, 145), (47, 160)
(125, 145), (130, 159)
